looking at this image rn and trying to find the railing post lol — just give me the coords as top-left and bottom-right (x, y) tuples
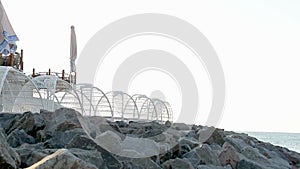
(32, 68), (35, 77)
(20, 49), (24, 70)
(9, 53), (13, 66)
(62, 69), (65, 80)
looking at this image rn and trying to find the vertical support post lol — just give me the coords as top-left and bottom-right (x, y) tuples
(62, 70), (65, 80)
(9, 53), (13, 67)
(20, 49), (24, 70)
(48, 68), (51, 75)
(0, 53), (2, 66)
(32, 68), (35, 77)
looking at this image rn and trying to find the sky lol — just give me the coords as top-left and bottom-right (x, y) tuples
(2, 0), (300, 133)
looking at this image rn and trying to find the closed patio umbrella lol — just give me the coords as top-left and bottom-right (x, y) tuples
(70, 25), (77, 83)
(70, 25), (77, 72)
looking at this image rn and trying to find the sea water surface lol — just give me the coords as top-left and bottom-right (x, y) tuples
(245, 132), (300, 153)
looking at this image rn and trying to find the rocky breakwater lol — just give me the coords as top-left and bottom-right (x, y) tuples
(0, 108), (299, 169)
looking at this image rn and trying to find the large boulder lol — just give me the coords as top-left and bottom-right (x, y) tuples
(95, 130), (122, 154)
(0, 127), (21, 168)
(41, 108), (82, 132)
(119, 136), (160, 158)
(117, 157), (162, 169)
(67, 135), (123, 168)
(224, 136), (250, 153)
(44, 128), (86, 149)
(69, 148), (105, 169)
(236, 159), (263, 169)
(6, 112), (45, 137)
(163, 158), (194, 169)
(218, 142), (240, 169)
(0, 113), (21, 132)
(173, 123), (190, 131)
(183, 144), (220, 168)
(7, 129), (35, 148)
(15, 143), (56, 168)
(197, 164), (232, 169)
(196, 127), (225, 146)
(27, 149), (98, 169)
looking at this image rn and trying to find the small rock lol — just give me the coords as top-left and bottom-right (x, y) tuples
(165, 121), (172, 128)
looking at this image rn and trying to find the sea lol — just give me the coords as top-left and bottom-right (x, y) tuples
(245, 132), (300, 153)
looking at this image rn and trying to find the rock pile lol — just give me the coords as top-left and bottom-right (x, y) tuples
(0, 108), (299, 169)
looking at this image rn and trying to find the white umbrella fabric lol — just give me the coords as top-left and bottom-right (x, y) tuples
(0, 1), (18, 55)
(70, 25), (77, 72)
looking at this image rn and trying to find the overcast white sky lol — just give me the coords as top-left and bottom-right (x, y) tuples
(2, 0), (300, 133)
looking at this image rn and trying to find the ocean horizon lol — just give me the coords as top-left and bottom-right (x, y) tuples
(244, 131), (300, 153)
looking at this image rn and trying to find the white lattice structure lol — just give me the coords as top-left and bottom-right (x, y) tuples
(74, 83), (113, 117)
(0, 67), (44, 113)
(32, 76), (83, 112)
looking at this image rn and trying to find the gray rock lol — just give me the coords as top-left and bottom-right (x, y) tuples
(163, 158), (194, 169)
(120, 136), (160, 158)
(0, 127), (20, 168)
(236, 159), (263, 169)
(224, 136), (249, 153)
(27, 149), (98, 169)
(44, 128), (86, 149)
(15, 144), (56, 168)
(7, 129), (35, 148)
(179, 137), (200, 149)
(173, 123), (190, 130)
(95, 130), (122, 154)
(0, 113), (21, 132)
(6, 111), (35, 135)
(69, 148), (106, 169)
(67, 135), (123, 168)
(197, 164), (232, 169)
(240, 146), (269, 164)
(183, 144), (220, 167)
(165, 120), (172, 128)
(218, 142), (239, 169)
(197, 127), (225, 146)
(118, 157), (162, 169)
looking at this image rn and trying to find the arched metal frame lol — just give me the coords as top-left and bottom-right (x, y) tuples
(32, 76), (84, 113)
(0, 68), (173, 123)
(0, 67), (44, 113)
(132, 94), (158, 121)
(105, 91), (140, 121)
(74, 83), (113, 117)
